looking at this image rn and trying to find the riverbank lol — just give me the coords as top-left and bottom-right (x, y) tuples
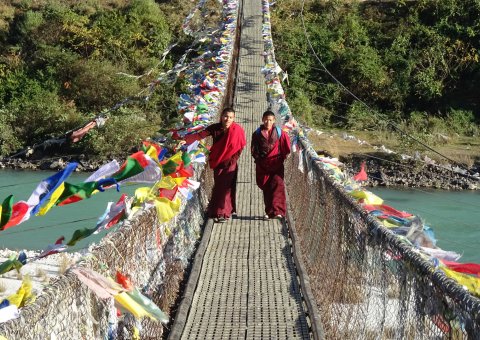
(342, 153), (480, 190)
(307, 129), (480, 190)
(0, 156), (110, 172)
(1, 140), (480, 190)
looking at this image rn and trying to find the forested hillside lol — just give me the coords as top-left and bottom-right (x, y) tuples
(272, 0), (480, 148)
(2, 0), (479, 161)
(0, 0), (199, 158)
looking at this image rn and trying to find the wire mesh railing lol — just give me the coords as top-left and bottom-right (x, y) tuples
(284, 143), (480, 339)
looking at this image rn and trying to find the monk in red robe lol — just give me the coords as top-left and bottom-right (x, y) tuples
(183, 108), (246, 222)
(251, 110), (291, 219)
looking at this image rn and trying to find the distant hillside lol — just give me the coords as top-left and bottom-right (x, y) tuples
(0, 0), (196, 158)
(272, 0), (480, 146)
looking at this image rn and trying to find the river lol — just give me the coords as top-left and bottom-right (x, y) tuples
(370, 187), (480, 263)
(0, 169), (141, 253)
(0, 170), (478, 263)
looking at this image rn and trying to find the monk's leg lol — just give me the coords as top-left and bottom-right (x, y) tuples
(231, 165), (238, 214)
(208, 164), (236, 218)
(263, 180), (275, 217)
(269, 166), (287, 217)
(256, 165), (273, 217)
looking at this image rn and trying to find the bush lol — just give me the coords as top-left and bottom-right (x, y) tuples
(0, 108), (21, 155)
(446, 109), (478, 136)
(7, 79), (84, 145)
(82, 106), (162, 157)
(346, 101), (386, 131)
(66, 59), (141, 112)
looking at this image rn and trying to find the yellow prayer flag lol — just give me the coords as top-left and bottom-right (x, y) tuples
(441, 267), (480, 297)
(114, 292), (153, 320)
(37, 182), (65, 216)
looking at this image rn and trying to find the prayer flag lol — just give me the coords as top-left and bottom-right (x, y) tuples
(56, 182), (98, 206)
(353, 161), (367, 181)
(67, 226), (99, 246)
(38, 236), (67, 258)
(0, 195), (14, 229)
(95, 194), (128, 232)
(113, 152), (150, 182)
(85, 160), (120, 183)
(26, 163), (78, 218)
(1, 201), (29, 230)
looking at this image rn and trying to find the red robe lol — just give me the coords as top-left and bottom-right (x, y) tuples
(185, 122), (246, 218)
(251, 126), (291, 217)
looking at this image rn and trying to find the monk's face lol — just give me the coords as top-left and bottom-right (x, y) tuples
(221, 111), (235, 129)
(262, 115), (275, 131)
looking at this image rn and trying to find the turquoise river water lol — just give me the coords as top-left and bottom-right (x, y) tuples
(0, 169), (141, 253)
(0, 170), (478, 263)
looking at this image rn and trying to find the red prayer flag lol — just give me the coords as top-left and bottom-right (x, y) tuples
(353, 161), (367, 181)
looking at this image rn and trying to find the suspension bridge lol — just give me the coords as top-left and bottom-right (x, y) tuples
(0, 0), (479, 338)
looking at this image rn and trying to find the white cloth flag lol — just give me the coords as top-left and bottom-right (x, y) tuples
(85, 160), (120, 182)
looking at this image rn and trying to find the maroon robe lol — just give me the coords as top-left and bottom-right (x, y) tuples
(185, 122), (246, 218)
(251, 126), (291, 217)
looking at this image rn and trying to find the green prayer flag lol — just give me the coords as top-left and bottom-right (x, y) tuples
(55, 182), (98, 205)
(113, 153), (147, 182)
(0, 195), (14, 229)
(181, 152), (192, 167)
(67, 226), (98, 246)
(162, 160), (178, 176)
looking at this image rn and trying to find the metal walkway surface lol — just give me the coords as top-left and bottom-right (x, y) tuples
(170, 0), (310, 338)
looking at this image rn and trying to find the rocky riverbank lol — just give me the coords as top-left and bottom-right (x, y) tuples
(341, 153), (480, 190)
(0, 156), (109, 172)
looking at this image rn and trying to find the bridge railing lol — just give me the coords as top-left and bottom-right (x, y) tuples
(0, 166), (213, 339)
(284, 144), (480, 339)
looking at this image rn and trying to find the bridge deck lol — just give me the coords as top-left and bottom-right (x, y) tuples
(170, 0), (310, 338)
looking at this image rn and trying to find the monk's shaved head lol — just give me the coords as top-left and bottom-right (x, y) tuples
(262, 110), (275, 119)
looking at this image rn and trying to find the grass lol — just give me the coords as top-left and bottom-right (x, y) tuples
(307, 128), (479, 169)
(58, 254), (72, 275)
(0, 280), (6, 293)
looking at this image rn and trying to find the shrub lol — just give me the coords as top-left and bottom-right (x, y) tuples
(346, 101), (386, 131)
(66, 59), (141, 112)
(0, 107), (22, 155)
(82, 106), (162, 157)
(446, 109), (478, 136)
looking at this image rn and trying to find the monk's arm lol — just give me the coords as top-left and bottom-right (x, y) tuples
(282, 133), (292, 160)
(184, 129), (211, 144)
(250, 132), (260, 160)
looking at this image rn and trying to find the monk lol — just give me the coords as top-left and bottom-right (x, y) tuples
(251, 110), (291, 219)
(183, 108), (246, 223)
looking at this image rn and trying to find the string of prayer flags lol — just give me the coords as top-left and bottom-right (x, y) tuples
(260, 0), (480, 294)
